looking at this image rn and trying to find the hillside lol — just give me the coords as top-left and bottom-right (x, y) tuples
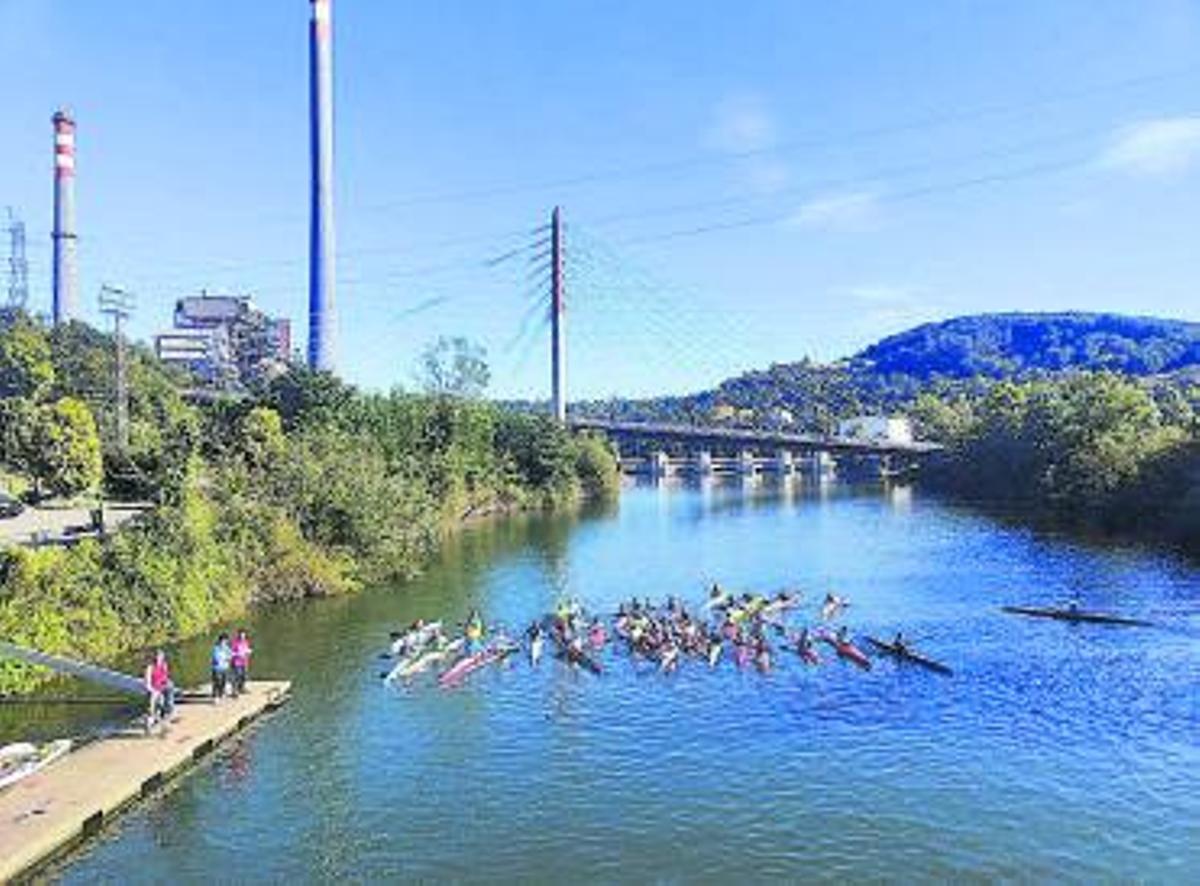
(857, 312), (1200, 379)
(573, 312), (1200, 433)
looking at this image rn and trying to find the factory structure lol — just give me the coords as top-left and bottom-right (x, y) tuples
(20, 2), (335, 379)
(154, 293), (292, 389)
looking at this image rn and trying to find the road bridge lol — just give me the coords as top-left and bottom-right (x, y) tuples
(567, 417), (942, 478)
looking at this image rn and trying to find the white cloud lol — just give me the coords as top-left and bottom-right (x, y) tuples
(1100, 116), (1200, 176)
(842, 284), (941, 336)
(706, 94), (777, 154)
(787, 191), (880, 231)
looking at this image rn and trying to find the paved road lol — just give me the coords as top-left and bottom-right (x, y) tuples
(0, 502), (149, 547)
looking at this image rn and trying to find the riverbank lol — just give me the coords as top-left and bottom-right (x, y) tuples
(0, 324), (619, 695)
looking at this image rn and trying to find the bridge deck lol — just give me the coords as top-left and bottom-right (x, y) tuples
(569, 417), (942, 456)
(0, 680), (290, 881)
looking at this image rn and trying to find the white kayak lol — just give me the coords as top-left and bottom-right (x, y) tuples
(530, 633), (544, 666)
(389, 621), (443, 657)
(385, 638), (463, 684)
(0, 739), (72, 791)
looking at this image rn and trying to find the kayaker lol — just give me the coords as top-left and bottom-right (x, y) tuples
(144, 649), (175, 724)
(464, 610), (485, 652)
(836, 625), (850, 645)
(230, 629), (253, 697)
(211, 634), (233, 702)
(892, 631), (909, 654)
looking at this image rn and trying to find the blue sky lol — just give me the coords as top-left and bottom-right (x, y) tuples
(1, 1), (1198, 398)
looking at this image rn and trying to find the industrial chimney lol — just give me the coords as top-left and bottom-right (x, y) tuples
(51, 110), (78, 325)
(307, 0), (336, 371)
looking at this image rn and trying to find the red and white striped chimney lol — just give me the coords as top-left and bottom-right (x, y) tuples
(51, 109), (78, 325)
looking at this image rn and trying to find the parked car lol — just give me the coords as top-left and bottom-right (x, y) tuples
(0, 492), (25, 519)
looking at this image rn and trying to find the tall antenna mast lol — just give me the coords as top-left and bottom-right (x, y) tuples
(5, 208), (28, 310)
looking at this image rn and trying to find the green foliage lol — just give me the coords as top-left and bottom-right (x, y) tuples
(24, 397), (104, 498)
(925, 373), (1200, 542)
(0, 332), (618, 693)
(418, 336), (491, 399)
(572, 433), (621, 500)
(0, 314), (55, 400)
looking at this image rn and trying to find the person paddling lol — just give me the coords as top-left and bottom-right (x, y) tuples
(464, 609), (485, 652)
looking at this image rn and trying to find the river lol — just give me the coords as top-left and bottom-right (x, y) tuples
(21, 480), (1200, 882)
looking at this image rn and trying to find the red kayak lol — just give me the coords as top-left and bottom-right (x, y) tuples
(438, 645), (513, 688)
(822, 635), (872, 670)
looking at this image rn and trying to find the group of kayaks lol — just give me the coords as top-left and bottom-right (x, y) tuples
(381, 589), (1158, 690)
(380, 586), (957, 686)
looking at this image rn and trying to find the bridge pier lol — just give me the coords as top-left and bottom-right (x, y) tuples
(737, 450), (756, 477)
(773, 449), (794, 474)
(697, 450), (713, 476)
(650, 450), (670, 479)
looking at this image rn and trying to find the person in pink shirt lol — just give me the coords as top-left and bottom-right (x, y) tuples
(230, 629), (253, 697)
(143, 648), (174, 730)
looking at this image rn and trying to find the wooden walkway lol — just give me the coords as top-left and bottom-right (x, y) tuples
(0, 680), (290, 882)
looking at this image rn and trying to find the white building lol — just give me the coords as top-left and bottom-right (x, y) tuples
(837, 415), (913, 444)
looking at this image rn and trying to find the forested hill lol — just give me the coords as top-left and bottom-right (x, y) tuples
(856, 312), (1200, 379)
(572, 312), (1200, 433)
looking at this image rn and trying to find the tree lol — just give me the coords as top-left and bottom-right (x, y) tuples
(418, 336), (490, 399)
(28, 397), (103, 498)
(0, 315), (55, 400)
(239, 407), (286, 470)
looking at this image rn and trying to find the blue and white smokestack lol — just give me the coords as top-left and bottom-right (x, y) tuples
(308, 0), (336, 371)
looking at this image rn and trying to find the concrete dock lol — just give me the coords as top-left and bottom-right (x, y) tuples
(0, 680), (290, 882)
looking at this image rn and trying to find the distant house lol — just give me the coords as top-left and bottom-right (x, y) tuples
(837, 415), (913, 444)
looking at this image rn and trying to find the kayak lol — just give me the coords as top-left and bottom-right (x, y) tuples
(866, 637), (952, 675)
(438, 644), (515, 688)
(702, 592), (730, 612)
(0, 739), (72, 791)
(559, 643), (604, 675)
(796, 644), (820, 665)
(1001, 606), (1153, 627)
(760, 595), (800, 618)
(389, 621), (442, 656)
(530, 633), (544, 666)
(385, 638), (463, 683)
(822, 635), (872, 670)
(707, 642), (722, 667)
(820, 598), (849, 621)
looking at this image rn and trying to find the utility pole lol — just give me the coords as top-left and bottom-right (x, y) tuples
(5, 208), (29, 311)
(550, 205), (566, 423)
(98, 285), (135, 451)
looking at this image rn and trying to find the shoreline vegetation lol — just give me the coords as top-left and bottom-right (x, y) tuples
(912, 372), (1200, 554)
(0, 318), (619, 694)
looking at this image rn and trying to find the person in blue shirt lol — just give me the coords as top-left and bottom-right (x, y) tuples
(211, 633), (233, 702)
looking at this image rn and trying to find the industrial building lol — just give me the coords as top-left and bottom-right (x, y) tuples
(154, 293), (291, 389)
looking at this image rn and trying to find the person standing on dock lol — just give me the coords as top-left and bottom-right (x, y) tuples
(231, 629), (253, 697)
(211, 634), (232, 702)
(143, 649), (175, 729)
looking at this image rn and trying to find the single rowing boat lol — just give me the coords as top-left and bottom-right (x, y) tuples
(866, 637), (952, 675)
(1001, 606), (1153, 627)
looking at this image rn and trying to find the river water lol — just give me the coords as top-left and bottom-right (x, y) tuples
(28, 481), (1200, 882)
